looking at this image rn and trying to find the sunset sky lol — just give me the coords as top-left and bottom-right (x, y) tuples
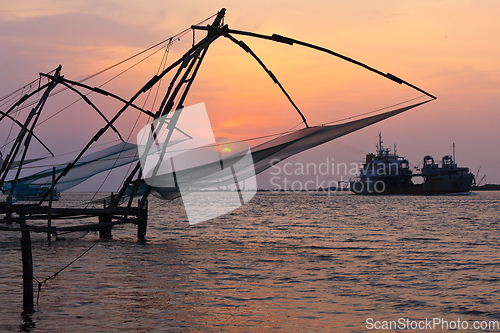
(1, 1), (499, 189)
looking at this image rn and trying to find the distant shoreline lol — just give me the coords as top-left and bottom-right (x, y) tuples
(470, 184), (500, 191)
(257, 187), (350, 192)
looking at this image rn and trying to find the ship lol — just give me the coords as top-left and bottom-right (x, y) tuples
(350, 133), (475, 195)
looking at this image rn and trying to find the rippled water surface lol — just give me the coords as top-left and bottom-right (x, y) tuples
(1, 191), (499, 332)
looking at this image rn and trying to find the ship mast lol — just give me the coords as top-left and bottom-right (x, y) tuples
(378, 132), (384, 156)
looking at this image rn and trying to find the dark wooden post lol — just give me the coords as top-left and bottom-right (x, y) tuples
(47, 166), (55, 242)
(99, 215), (112, 239)
(99, 200), (112, 239)
(138, 199), (148, 241)
(20, 221), (34, 312)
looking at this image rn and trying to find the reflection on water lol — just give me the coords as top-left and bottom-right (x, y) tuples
(20, 311), (35, 332)
(1, 191), (500, 332)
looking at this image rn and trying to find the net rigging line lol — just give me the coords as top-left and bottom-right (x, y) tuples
(11, 154), (135, 171)
(2, 12), (218, 116)
(88, 41), (174, 205)
(21, 11), (223, 304)
(142, 94), (428, 151)
(0, 79), (51, 154)
(111, 41), (174, 198)
(94, 94), (423, 167)
(6, 8), (435, 210)
(0, 71), (53, 107)
(1, 98), (22, 156)
(33, 228), (111, 306)
(0, 44), (165, 152)
(320, 95), (429, 126)
(0, 14), (215, 165)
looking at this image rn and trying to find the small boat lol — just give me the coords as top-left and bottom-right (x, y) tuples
(1, 183), (60, 201)
(350, 133), (475, 195)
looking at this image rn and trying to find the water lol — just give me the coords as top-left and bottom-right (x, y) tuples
(1, 191), (499, 332)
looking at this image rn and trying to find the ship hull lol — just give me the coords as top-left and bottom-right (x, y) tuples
(421, 174), (474, 195)
(350, 173), (474, 195)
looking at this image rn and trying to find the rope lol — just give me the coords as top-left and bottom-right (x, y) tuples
(0, 69), (54, 103)
(34, 228), (111, 305)
(3, 13), (217, 119)
(8, 13), (220, 305)
(35, 41), (171, 128)
(88, 40), (174, 205)
(85, 45), (171, 204)
(113, 42), (173, 196)
(321, 95), (427, 126)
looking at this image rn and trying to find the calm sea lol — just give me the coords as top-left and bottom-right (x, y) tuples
(1, 191), (499, 332)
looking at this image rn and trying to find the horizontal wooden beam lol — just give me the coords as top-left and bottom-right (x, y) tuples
(0, 218), (140, 233)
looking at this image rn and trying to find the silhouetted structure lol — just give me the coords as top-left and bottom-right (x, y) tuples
(0, 8), (436, 312)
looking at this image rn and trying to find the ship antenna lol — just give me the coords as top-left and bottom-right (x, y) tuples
(378, 132), (383, 154)
(452, 143), (456, 163)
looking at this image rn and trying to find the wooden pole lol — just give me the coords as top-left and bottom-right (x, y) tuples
(47, 166), (55, 243)
(98, 214), (112, 239)
(138, 199), (148, 241)
(99, 200), (112, 239)
(20, 221), (34, 312)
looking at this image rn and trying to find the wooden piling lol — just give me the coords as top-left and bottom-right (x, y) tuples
(137, 199), (148, 241)
(99, 214), (112, 239)
(99, 200), (112, 239)
(20, 221), (34, 312)
(47, 166), (55, 243)
(1, 199), (146, 310)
